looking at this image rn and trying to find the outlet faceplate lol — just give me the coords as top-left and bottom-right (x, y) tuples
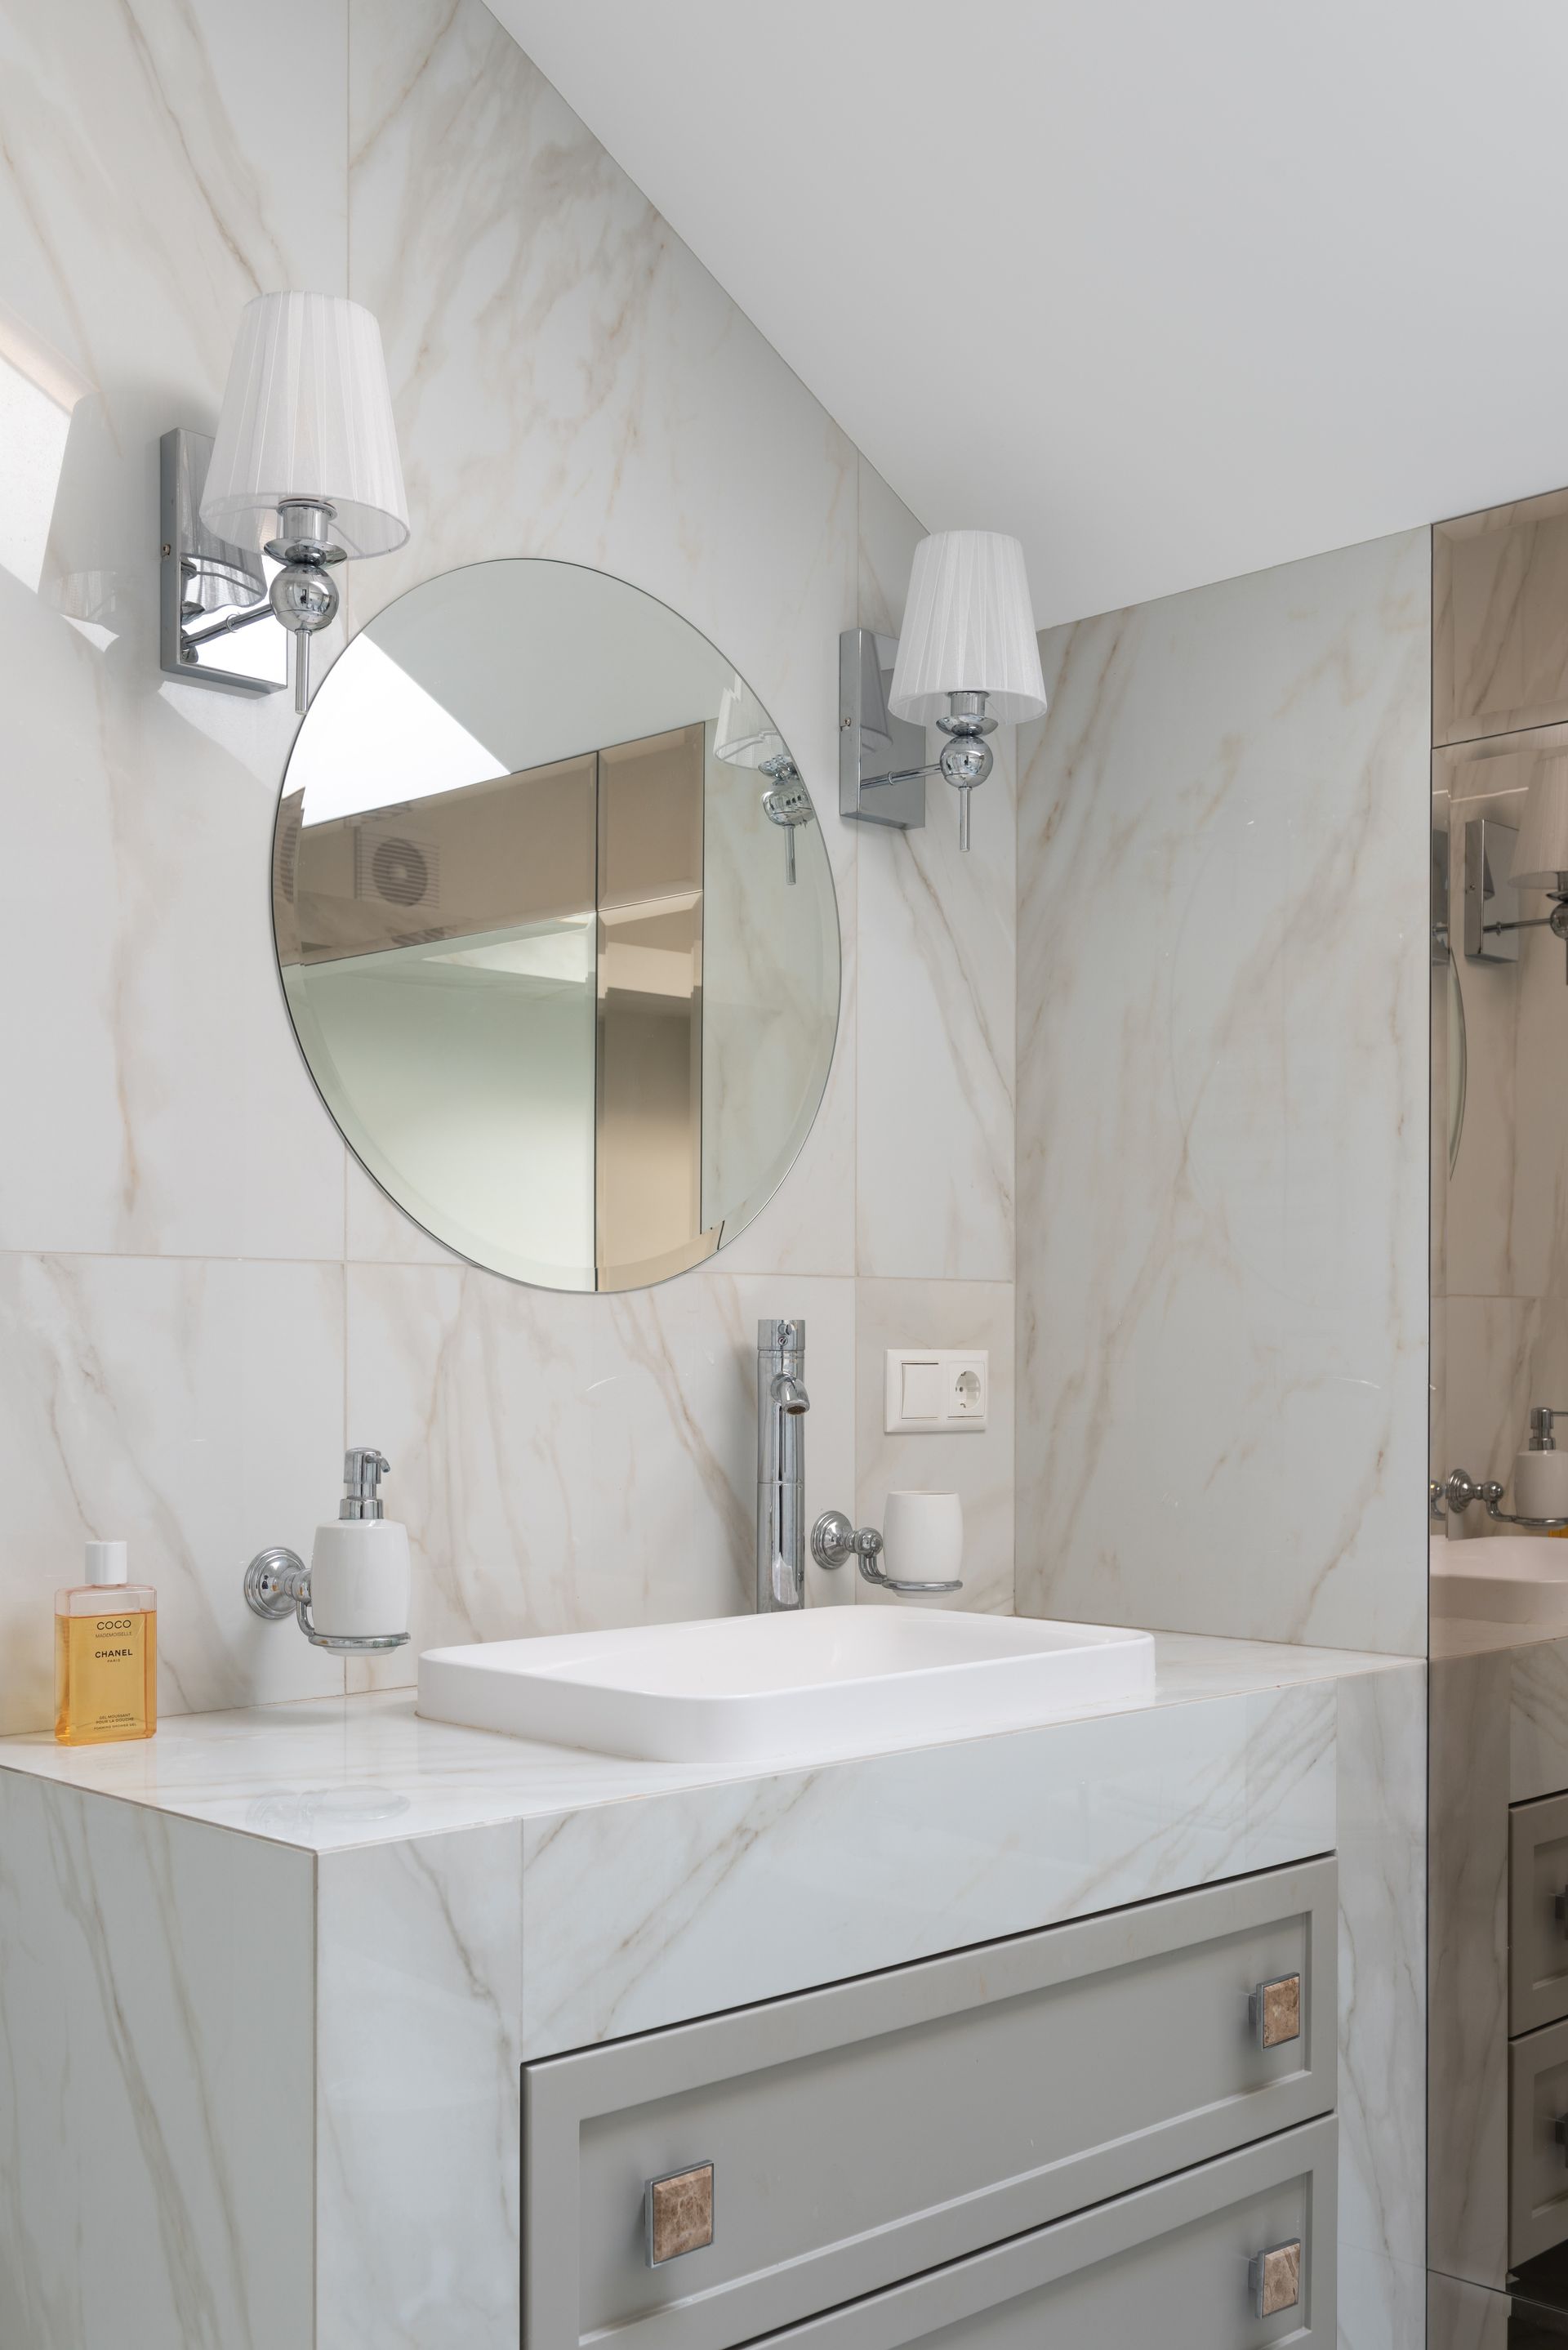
(884, 1349), (989, 1434)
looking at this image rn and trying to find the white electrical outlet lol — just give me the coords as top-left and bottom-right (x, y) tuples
(884, 1349), (989, 1433)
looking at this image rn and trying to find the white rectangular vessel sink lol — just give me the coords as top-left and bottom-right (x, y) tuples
(417, 1608), (1157, 1766)
(1431, 1533), (1568, 1626)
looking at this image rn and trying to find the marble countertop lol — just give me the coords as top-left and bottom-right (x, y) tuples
(0, 1626), (1417, 1853)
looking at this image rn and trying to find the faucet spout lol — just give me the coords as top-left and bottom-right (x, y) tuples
(771, 1371), (809, 1416)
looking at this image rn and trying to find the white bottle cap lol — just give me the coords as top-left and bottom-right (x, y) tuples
(84, 1540), (128, 1587)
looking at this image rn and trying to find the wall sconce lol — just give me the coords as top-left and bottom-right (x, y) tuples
(715, 676), (814, 884)
(1464, 755), (1568, 981)
(839, 530), (1047, 850)
(161, 292), (408, 711)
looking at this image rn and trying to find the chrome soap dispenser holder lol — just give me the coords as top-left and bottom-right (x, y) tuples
(243, 1447), (412, 1652)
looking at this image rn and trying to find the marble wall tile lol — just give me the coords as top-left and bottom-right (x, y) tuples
(853, 1278), (1014, 1612)
(1335, 1661), (1427, 2350)
(344, 1266), (858, 1688)
(1017, 530), (1431, 1652)
(517, 1680), (1335, 2058)
(1427, 2274), (1511, 2350)
(1435, 487), (1568, 745)
(0, 1253), (346, 1732)
(317, 1822), (523, 2349)
(0, 2), (349, 1261)
(0, 1770), (314, 2350)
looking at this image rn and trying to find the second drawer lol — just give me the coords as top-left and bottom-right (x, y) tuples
(1511, 1792), (1568, 2036)
(523, 1857), (1336, 2350)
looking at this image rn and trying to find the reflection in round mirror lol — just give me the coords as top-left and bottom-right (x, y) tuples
(273, 560), (840, 1291)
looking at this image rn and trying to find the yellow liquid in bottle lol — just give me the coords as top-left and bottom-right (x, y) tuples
(54, 1608), (157, 1744)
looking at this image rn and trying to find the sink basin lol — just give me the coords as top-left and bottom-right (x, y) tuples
(417, 1608), (1157, 1766)
(1431, 1532), (1568, 1626)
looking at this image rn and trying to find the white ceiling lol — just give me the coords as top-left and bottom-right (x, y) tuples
(491, 0), (1568, 630)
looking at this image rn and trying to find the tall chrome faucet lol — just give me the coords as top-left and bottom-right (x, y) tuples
(757, 1318), (961, 1609)
(757, 1318), (811, 1610)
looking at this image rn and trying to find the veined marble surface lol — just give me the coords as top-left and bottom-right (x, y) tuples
(0, 1628), (1405, 1854)
(1018, 528), (1430, 1655)
(0, 0), (1018, 1741)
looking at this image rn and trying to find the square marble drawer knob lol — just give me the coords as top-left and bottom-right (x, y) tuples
(645, 2163), (715, 2268)
(1250, 2237), (1302, 2318)
(1250, 1972), (1302, 2049)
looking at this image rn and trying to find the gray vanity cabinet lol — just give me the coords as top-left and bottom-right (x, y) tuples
(522, 1858), (1335, 2350)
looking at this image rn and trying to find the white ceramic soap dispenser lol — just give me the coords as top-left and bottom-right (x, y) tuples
(309, 1449), (413, 1639)
(1512, 1407), (1568, 1527)
(243, 1447), (412, 1651)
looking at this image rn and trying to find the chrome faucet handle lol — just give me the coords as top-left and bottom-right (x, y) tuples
(810, 1511), (962, 1594)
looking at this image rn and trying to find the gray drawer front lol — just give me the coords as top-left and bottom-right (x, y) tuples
(523, 1858), (1336, 2350)
(758, 2117), (1335, 2350)
(1512, 1792), (1568, 2036)
(1511, 2013), (1568, 2264)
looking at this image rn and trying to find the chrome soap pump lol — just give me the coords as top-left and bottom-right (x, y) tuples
(243, 1447), (412, 1652)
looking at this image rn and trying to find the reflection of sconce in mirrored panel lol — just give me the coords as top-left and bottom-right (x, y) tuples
(715, 677), (815, 884)
(839, 531), (1047, 851)
(1464, 756), (1568, 983)
(162, 292), (409, 712)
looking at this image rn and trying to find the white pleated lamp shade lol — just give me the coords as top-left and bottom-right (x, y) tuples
(715, 678), (784, 769)
(200, 292), (409, 560)
(1511, 752), (1568, 887)
(889, 530), (1047, 726)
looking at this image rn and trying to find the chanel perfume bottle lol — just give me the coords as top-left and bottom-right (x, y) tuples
(54, 1541), (157, 1746)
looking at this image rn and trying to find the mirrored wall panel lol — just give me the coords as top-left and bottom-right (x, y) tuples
(273, 560), (839, 1289)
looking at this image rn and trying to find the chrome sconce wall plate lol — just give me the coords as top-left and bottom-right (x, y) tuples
(838, 531), (1047, 852)
(1464, 756), (1568, 983)
(162, 292), (408, 713)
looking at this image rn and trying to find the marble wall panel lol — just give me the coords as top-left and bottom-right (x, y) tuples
(0, 1253), (346, 1733)
(853, 1278), (1014, 1612)
(518, 1679), (1335, 2058)
(1335, 1661), (1427, 2350)
(0, 0), (1020, 1729)
(853, 446), (1015, 1284)
(1017, 529), (1431, 1652)
(317, 1822), (524, 2349)
(1435, 487), (1568, 745)
(0, 1771), (314, 2350)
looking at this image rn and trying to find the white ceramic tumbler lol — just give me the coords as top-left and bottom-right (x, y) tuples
(883, 1490), (964, 1586)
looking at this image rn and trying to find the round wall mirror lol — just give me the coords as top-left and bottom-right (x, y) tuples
(273, 559), (840, 1290)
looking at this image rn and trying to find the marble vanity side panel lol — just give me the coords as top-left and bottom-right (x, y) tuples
(518, 1681), (1334, 2058)
(0, 1254), (346, 1735)
(344, 1266), (858, 1686)
(316, 1822), (524, 2350)
(1017, 529), (1430, 1652)
(853, 1278), (1015, 1613)
(0, 0), (349, 1263)
(1429, 1644), (1511, 2291)
(0, 1773), (314, 2350)
(345, 0), (859, 1286)
(1335, 1661), (1427, 2350)
(1511, 1633), (1568, 1800)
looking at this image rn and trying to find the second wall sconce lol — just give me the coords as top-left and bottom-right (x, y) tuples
(161, 292), (409, 711)
(839, 529), (1047, 851)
